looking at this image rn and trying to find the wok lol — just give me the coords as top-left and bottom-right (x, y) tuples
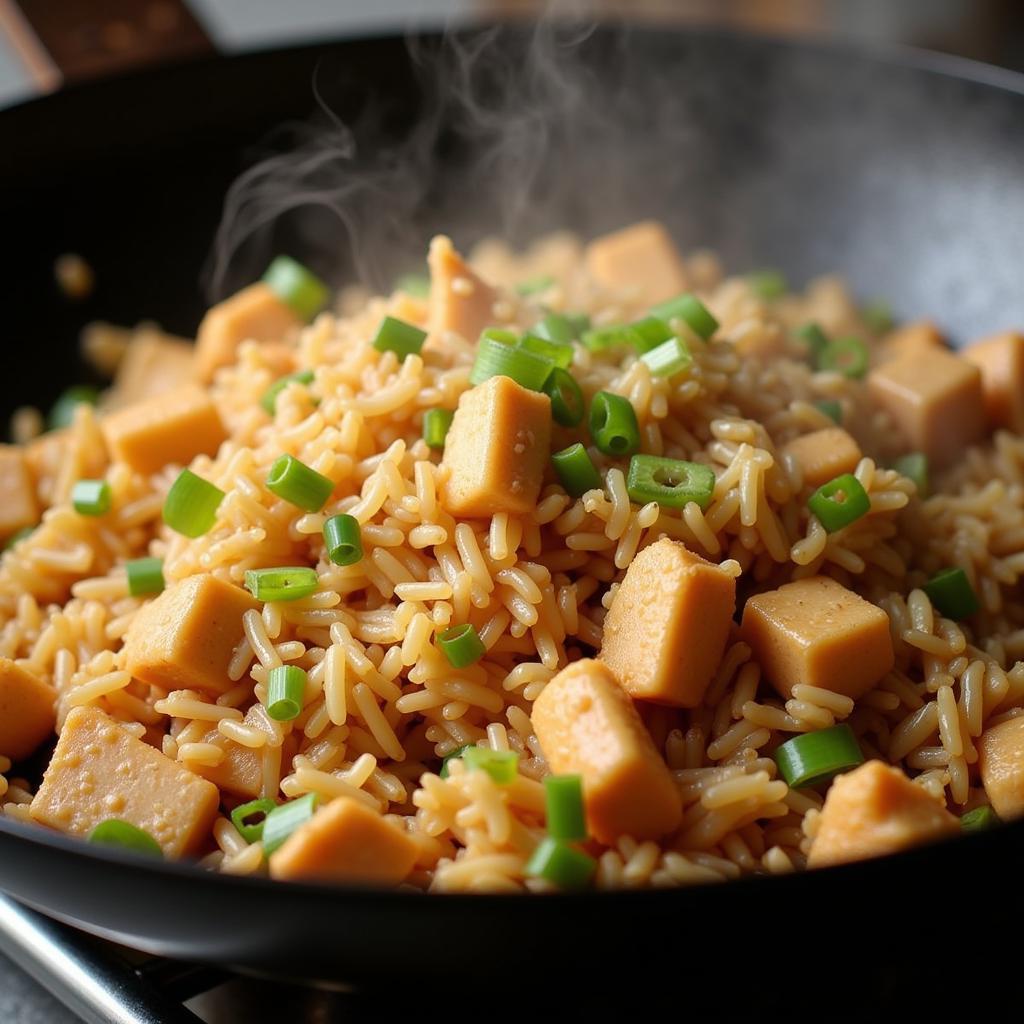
(1, 22), (1024, 997)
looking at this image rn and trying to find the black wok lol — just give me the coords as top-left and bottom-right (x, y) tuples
(1, 23), (1024, 995)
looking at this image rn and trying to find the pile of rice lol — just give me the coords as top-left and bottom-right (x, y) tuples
(1, 229), (1021, 892)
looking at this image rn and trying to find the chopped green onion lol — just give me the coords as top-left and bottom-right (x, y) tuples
(125, 557), (164, 597)
(244, 566), (319, 603)
(3, 525), (35, 551)
(323, 514), (362, 566)
(774, 724), (864, 788)
(923, 567), (979, 620)
(650, 293), (718, 340)
(814, 399), (842, 424)
(395, 272), (429, 299)
(462, 746), (519, 784)
(589, 391), (640, 457)
(640, 336), (692, 378)
(519, 333), (573, 369)
(438, 623), (486, 668)
(566, 313), (591, 336)
(263, 255), (329, 320)
(266, 454), (334, 512)
(582, 324), (635, 352)
(626, 454), (715, 511)
(266, 664), (307, 722)
(862, 300), (894, 333)
(893, 452), (929, 497)
(544, 774), (587, 842)
(525, 836), (596, 890)
(629, 316), (674, 353)
(552, 443), (602, 498)
(48, 385), (99, 431)
(262, 793), (318, 856)
(796, 322), (830, 362)
(543, 368), (585, 427)
(230, 798), (277, 844)
(516, 275), (554, 296)
(747, 269), (787, 301)
(260, 370), (315, 416)
(440, 744), (472, 779)
(163, 468), (225, 538)
(807, 473), (870, 533)
(71, 479), (111, 517)
(470, 334), (553, 391)
(960, 805), (999, 833)
(480, 326), (520, 346)
(423, 408), (455, 449)
(372, 316), (427, 360)
(818, 336), (869, 378)
(87, 820), (163, 858)
(533, 313), (581, 345)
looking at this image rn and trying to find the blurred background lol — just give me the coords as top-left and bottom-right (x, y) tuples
(2, 0), (1024, 109)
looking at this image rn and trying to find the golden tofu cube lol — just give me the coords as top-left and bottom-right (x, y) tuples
(867, 349), (986, 467)
(30, 706), (219, 857)
(193, 709), (298, 799)
(963, 331), (1024, 434)
(269, 797), (418, 885)
(531, 659), (682, 844)
(101, 385), (227, 476)
(0, 445), (39, 539)
(978, 715), (1024, 820)
(124, 575), (259, 697)
(0, 658), (55, 762)
(584, 221), (687, 306)
(428, 235), (505, 343)
(741, 575), (894, 701)
(600, 538), (735, 707)
(808, 760), (958, 868)
(440, 375), (551, 518)
(781, 427), (863, 488)
(107, 329), (196, 408)
(876, 320), (946, 363)
(194, 282), (300, 382)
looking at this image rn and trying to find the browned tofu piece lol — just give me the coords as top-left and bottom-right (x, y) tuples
(30, 706), (219, 857)
(781, 427), (863, 489)
(101, 385), (227, 476)
(876, 320), (946, 363)
(584, 221), (687, 306)
(269, 798), (418, 885)
(0, 658), (55, 761)
(194, 283), (300, 382)
(963, 331), (1024, 434)
(531, 659), (682, 844)
(741, 576), (894, 701)
(978, 715), (1024, 820)
(193, 712), (298, 800)
(600, 538), (735, 707)
(808, 760), (958, 868)
(440, 375), (551, 518)
(124, 575), (259, 697)
(107, 329), (195, 408)
(0, 445), (39, 538)
(427, 235), (506, 343)
(867, 350), (986, 467)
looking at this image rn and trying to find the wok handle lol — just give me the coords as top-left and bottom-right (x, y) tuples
(0, 0), (214, 93)
(0, 892), (206, 1024)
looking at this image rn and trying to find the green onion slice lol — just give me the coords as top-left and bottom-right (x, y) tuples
(266, 454), (334, 512)
(262, 793), (318, 856)
(773, 724), (864, 788)
(440, 744), (473, 779)
(230, 798), (277, 844)
(862, 300), (893, 333)
(163, 469), (225, 538)
(470, 334), (553, 391)
(266, 664), (307, 722)
(462, 747), (518, 784)
(543, 368), (585, 427)
(626, 454), (714, 511)
(244, 566), (319, 603)
(519, 333), (573, 369)
(814, 399), (842, 424)
(893, 452), (928, 497)
(960, 805), (999, 833)
(582, 324), (636, 352)
(807, 472), (870, 533)
(796, 322), (830, 362)
(533, 312), (588, 344)
(423, 408), (454, 449)
(372, 316), (427, 361)
(650, 293), (718, 341)
(544, 774), (587, 842)
(640, 336), (692, 378)
(125, 557), (165, 597)
(516, 275), (554, 296)
(629, 316), (674, 354)
(524, 836), (596, 890)
(589, 391), (640, 457)
(395, 273), (429, 299)
(71, 479), (111, 517)
(818, 336), (869, 378)
(48, 385), (100, 431)
(438, 623), (486, 668)
(323, 513), (362, 566)
(260, 370), (315, 416)
(551, 443), (602, 498)
(263, 255), (329, 321)
(923, 567), (979, 621)
(87, 819), (163, 858)
(747, 269), (787, 301)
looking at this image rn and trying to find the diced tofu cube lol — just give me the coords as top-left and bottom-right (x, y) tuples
(101, 385), (228, 476)
(781, 427), (863, 488)
(0, 658), (55, 761)
(428, 235), (507, 343)
(808, 760), (958, 868)
(0, 445), (39, 538)
(600, 538), (735, 707)
(440, 375), (551, 518)
(876, 320), (946, 363)
(269, 797), (418, 885)
(124, 575), (258, 697)
(193, 709), (298, 799)
(867, 349), (986, 467)
(194, 282), (300, 382)
(107, 329), (196, 408)
(30, 706), (219, 857)
(978, 715), (1024, 820)
(963, 331), (1024, 434)
(531, 659), (682, 843)
(584, 221), (687, 306)
(741, 576), (894, 701)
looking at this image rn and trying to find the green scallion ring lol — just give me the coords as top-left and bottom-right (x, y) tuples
(87, 819), (163, 858)
(244, 566), (319, 603)
(650, 293), (719, 340)
(544, 774), (587, 842)
(923, 567), (979, 621)
(581, 324), (637, 352)
(260, 369), (315, 416)
(262, 793), (319, 856)
(628, 316), (674, 353)
(893, 452), (928, 497)
(773, 724), (864, 789)
(266, 454), (334, 512)
(639, 336), (692, 378)
(747, 269), (787, 301)
(796, 322), (830, 362)
(516, 275), (554, 296)
(462, 746), (519, 784)
(960, 805), (999, 833)
(266, 665), (308, 722)
(71, 479), (111, 517)
(395, 272), (429, 299)
(438, 623), (486, 668)
(626, 454), (715, 511)
(230, 798), (278, 844)
(323, 513), (362, 566)
(372, 315), (427, 361)
(814, 399), (842, 424)
(440, 744), (472, 779)
(533, 312), (585, 345)
(48, 385), (100, 431)
(818, 336), (869, 378)
(524, 836), (596, 890)
(263, 255), (330, 321)
(470, 334), (553, 391)
(807, 472), (871, 533)
(588, 391), (640, 457)
(125, 557), (165, 597)
(162, 468), (225, 538)
(518, 332), (573, 369)
(551, 443), (602, 498)
(423, 408), (455, 449)
(542, 368), (585, 427)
